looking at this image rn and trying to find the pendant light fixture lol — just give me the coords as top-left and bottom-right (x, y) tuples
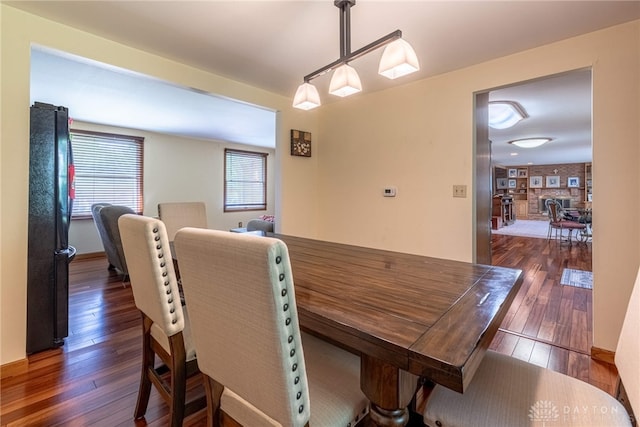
(293, 0), (420, 110)
(378, 39), (420, 79)
(292, 83), (322, 111)
(329, 64), (362, 97)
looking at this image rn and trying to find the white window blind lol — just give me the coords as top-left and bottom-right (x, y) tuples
(71, 130), (144, 218)
(224, 149), (267, 212)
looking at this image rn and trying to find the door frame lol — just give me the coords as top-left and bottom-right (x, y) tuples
(474, 91), (491, 265)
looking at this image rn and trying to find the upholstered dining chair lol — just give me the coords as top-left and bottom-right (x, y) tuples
(546, 199), (586, 244)
(158, 201), (208, 241)
(174, 229), (370, 426)
(118, 214), (206, 427)
(422, 267), (640, 427)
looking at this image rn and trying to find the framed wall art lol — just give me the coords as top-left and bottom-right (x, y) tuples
(530, 176), (543, 188)
(508, 169), (517, 178)
(517, 169), (528, 178)
(568, 177), (580, 188)
(496, 178), (508, 189)
(290, 129), (312, 157)
(508, 179), (517, 188)
(546, 175), (560, 188)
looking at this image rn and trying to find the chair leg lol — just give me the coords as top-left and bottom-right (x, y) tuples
(135, 316), (154, 419)
(202, 374), (224, 427)
(136, 317), (199, 426)
(168, 333), (188, 427)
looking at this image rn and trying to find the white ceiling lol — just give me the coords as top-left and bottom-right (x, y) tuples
(12, 1), (640, 162)
(30, 47), (277, 148)
(489, 69), (593, 167)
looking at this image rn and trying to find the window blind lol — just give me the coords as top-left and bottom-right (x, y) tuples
(71, 130), (144, 218)
(224, 149), (267, 212)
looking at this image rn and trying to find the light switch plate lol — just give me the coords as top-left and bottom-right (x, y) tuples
(453, 185), (467, 198)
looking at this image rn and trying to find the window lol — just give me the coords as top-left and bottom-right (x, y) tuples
(224, 148), (267, 212)
(70, 129), (144, 218)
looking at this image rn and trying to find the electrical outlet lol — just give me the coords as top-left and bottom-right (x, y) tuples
(453, 185), (467, 198)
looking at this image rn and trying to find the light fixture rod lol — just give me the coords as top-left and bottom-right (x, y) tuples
(294, 0), (418, 110)
(303, 29), (402, 83)
(338, 0), (352, 58)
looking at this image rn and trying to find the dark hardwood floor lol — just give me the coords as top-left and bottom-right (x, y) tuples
(489, 233), (618, 396)
(1, 233), (616, 426)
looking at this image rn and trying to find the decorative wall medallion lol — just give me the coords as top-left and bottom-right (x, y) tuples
(291, 129), (311, 157)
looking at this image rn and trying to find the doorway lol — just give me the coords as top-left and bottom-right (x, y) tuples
(475, 69), (593, 263)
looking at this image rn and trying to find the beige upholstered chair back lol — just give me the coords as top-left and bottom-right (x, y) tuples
(175, 229), (311, 426)
(615, 267), (640, 417)
(157, 202), (207, 241)
(119, 214), (185, 338)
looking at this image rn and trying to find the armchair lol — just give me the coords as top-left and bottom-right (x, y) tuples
(91, 203), (114, 269)
(246, 216), (274, 233)
(92, 203), (135, 280)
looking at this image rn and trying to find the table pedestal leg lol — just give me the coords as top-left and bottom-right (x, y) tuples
(369, 404), (409, 427)
(361, 354), (419, 427)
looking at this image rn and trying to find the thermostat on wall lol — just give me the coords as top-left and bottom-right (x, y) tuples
(383, 187), (397, 197)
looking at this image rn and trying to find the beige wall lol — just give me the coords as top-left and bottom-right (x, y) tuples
(68, 121), (276, 254)
(317, 75), (475, 260)
(316, 21), (640, 352)
(2, 4), (638, 364)
(0, 5), (318, 364)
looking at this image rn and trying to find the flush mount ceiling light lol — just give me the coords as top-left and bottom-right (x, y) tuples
(489, 101), (528, 129)
(292, 0), (420, 110)
(508, 137), (552, 148)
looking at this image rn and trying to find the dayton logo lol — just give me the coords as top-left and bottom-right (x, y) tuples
(529, 400), (559, 425)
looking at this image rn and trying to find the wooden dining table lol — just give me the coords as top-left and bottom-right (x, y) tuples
(273, 234), (524, 427)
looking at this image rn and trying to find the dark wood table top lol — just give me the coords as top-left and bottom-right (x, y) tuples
(275, 234), (524, 394)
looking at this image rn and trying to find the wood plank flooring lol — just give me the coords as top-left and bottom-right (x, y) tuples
(1, 234), (617, 426)
(1, 257), (206, 427)
(489, 233), (618, 395)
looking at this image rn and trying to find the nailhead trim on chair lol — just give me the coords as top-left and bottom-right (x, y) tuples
(275, 247), (307, 417)
(152, 226), (179, 326)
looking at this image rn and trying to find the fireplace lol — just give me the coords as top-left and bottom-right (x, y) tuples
(539, 197), (571, 213)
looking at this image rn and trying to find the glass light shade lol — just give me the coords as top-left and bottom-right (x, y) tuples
(378, 39), (420, 79)
(489, 102), (525, 129)
(329, 64), (362, 97)
(292, 83), (321, 110)
(509, 138), (551, 148)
